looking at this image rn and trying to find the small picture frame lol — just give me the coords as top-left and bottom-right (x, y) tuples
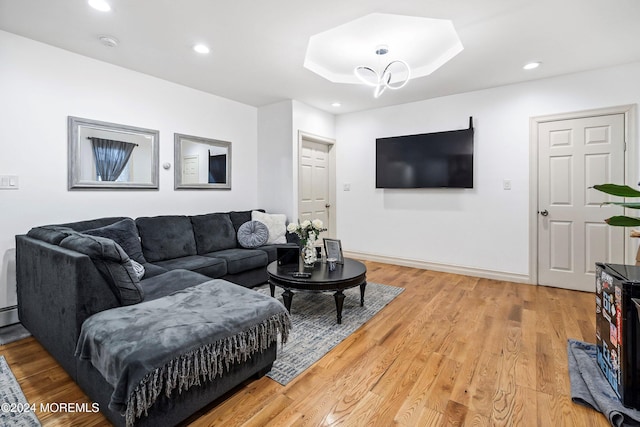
(323, 238), (343, 264)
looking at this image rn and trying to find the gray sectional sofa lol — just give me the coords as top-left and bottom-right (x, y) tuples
(15, 210), (297, 426)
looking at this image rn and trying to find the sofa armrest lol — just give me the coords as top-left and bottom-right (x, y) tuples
(16, 235), (120, 380)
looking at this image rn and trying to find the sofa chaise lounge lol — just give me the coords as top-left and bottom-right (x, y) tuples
(16, 210), (296, 426)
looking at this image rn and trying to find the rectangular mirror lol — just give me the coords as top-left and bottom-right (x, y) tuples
(174, 133), (231, 189)
(68, 116), (159, 190)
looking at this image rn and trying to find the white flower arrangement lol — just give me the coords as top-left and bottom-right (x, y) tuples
(287, 219), (327, 243)
(287, 219), (327, 265)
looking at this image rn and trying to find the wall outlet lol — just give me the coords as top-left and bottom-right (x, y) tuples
(343, 183), (351, 191)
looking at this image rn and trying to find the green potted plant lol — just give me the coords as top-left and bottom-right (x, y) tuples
(593, 184), (640, 226)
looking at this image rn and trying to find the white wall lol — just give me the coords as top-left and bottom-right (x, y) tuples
(336, 61), (640, 279)
(0, 31), (258, 311)
(257, 101), (294, 218)
(257, 100), (336, 221)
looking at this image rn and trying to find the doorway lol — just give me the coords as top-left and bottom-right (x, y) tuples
(530, 105), (636, 292)
(298, 131), (336, 241)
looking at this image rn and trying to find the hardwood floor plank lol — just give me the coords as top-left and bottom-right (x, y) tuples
(0, 261), (610, 426)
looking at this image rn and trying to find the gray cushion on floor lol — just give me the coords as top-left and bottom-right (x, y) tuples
(136, 216), (197, 262)
(204, 248), (267, 274)
(153, 255), (227, 278)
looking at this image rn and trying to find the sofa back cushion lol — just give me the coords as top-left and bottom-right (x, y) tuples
(228, 210), (264, 233)
(136, 215), (197, 262)
(84, 218), (147, 264)
(58, 217), (130, 232)
(59, 233), (144, 306)
(190, 213), (237, 254)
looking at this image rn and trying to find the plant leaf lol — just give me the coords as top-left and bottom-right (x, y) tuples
(600, 202), (640, 209)
(592, 184), (640, 198)
(605, 216), (640, 227)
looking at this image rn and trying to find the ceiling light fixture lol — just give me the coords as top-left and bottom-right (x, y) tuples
(98, 35), (118, 48)
(523, 61), (541, 70)
(331, 102), (341, 107)
(354, 45), (411, 98)
(193, 44), (210, 54)
(88, 0), (111, 12)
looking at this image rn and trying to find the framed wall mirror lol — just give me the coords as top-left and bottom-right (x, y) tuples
(68, 116), (159, 190)
(174, 133), (231, 189)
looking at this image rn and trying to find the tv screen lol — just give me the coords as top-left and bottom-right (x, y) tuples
(376, 118), (474, 189)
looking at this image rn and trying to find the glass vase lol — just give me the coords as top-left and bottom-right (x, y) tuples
(301, 239), (317, 267)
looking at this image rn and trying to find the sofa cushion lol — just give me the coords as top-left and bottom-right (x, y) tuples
(136, 216), (197, 262)
(59, 233), (144, 306)
(228, 210), (265, 233)
(26, 225), (76, 245)
(152, 255), (227, 278)
(139, 269), (211, 302)
(84, 218), (146, 264)
(204, 248), (268, 275)
(252, 211), (287, 244)
(190, 213), (237, 254)
(59, 217), (129, 232)
(237, 221), (269, 248)
(141, 262), (168, 279)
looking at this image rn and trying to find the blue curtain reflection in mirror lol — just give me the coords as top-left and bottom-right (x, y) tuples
(89, 137), (137, 182)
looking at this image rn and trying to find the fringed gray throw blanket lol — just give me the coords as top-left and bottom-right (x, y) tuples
(75, 279), (290, 427)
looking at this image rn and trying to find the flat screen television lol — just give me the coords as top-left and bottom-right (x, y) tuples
(376, 117), (474, 189)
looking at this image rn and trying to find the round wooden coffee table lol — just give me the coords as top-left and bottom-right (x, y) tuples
(267, 258), (367, 324)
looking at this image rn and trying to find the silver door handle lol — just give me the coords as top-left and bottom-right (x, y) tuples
(540, 209), (549, 216)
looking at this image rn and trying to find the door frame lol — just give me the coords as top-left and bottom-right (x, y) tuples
(297, 130), (337, 238)
(529, 104), (637, 285)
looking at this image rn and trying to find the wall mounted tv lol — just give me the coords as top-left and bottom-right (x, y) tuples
(376, 117), (474, 189)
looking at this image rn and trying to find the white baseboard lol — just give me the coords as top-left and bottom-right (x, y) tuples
(0, 306), (18, 327)
(343, 251), (532, 284)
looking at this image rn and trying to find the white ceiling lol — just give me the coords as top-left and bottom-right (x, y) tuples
(1, 0), (639, 114)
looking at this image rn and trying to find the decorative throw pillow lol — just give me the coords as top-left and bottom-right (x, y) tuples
(237, 221), (269, 248)
(252, 211), (287, 244)
(84, 218), (147, 264)
(130, 259), (145, 280)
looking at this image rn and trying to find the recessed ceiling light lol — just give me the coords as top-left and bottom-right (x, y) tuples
(193, 44), (210, 54)
(88, 0), (111, 12)
(523, 61), (541, 70)
(331, 102), (341, 107)
(98, 35), (118, 48)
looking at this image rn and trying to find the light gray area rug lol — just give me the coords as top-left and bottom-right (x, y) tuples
(255, 282), (403, 386)
(0, 324), (31, 346)
(0, 356), (41, 426)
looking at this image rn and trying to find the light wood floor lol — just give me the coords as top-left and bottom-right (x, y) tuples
(1, 261), (609, 426)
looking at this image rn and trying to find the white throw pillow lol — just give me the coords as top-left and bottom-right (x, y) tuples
(252, 211), (287, 244)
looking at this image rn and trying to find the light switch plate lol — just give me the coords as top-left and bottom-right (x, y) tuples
(503, 179), (511, 190)
(0, 175), (19, 189)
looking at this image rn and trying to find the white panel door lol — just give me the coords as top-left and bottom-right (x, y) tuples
(538, 114), (625, 291)
(298, 140), (332, 239)
(182, 155), (199, 184)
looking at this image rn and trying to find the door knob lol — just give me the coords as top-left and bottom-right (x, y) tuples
(325, 203), (331, 208)
(540, 209), (549, 216)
